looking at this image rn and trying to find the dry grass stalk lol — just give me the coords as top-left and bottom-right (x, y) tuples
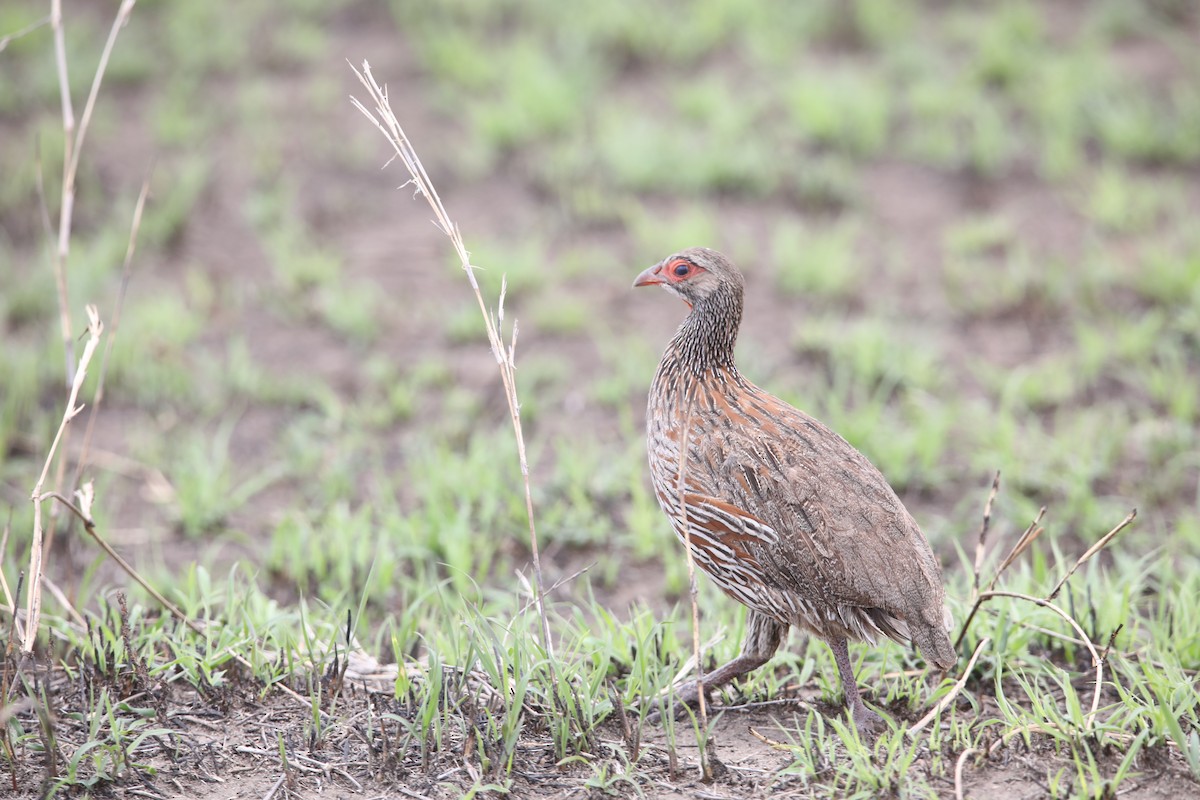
(953, 746), (979, 800)
(747, 725), (790, 750)
(48, 0), (76, 387)
(1047, 509), (1137, 601)
(21, 306), (103, 655)
(349, 61), (553, 659)
(0, 13), (50, 52)
(0, 518), (18, 641)
(46, 0), (137, 385)
(907, 636), (990, 737)
(968, 471), (1001, 596)
(954, 504), (1046, 651)
(946, 478), (1139, 743)
(40, 0), (138, 556)
(986, 506), (1046, 593)
(979, 589), (1108, 724)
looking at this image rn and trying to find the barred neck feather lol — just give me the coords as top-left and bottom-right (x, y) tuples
(662, 280), (744, 376)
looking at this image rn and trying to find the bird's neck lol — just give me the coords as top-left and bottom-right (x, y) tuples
(665, 283), (743, 376)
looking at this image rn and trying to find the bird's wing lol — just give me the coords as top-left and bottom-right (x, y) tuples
(690, 386), (947, 628)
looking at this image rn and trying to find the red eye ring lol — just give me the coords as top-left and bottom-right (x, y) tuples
(671, 260), (691, 278)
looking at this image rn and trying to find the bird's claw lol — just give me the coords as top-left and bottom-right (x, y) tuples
(850, 701), (884, 736)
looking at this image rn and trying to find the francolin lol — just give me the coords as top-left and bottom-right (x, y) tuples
(635, 247), (955, 732)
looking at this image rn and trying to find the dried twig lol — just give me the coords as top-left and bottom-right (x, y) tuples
(980, 590), (1105, 725)
(349, 62), (553, 661)
(22, 306), (103, 654)
(946, 489), (1137, 741)
(47, 0), (136, 384)
(0, 516), (18, 639)
(954, 746), (979, 800)
(954, 505), (1045, 651)
(986, 507), (1046, 594)
(0, 14), (50, 52)
(39, 0), (139, 564)
(968, 472), (1001, 597)
(908, 637), (990, 737)
(1047, 509), (1137, 601)
(48, 0), (76, 387)
(748, 726), (791, 750)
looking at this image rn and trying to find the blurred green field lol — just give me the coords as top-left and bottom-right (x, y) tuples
(1, 1), (1198, 797)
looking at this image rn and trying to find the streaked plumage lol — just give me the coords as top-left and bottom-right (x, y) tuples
(635, 247), (955, 731)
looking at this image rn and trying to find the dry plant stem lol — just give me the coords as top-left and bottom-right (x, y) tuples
(261, 774), (286, 800)
(0, 519), (23, 644)
(969, 471), (1001, 598)
(49, 0), (75, 386)
(348, 61), (553, 658)
(42, 0), (138, 553)
(1047, 509), (1137, 601)
(954, 747), (979, 800)
(0, 14), (50, 51)
(981, 590), (1105, 725)
(21, 306), (103, 654)
(908, 636), (990, 737)
(43, 491), (315, 710)
(0, 520), (15, 618)
(954, 506), (1045, 651)
(747, 726), (790, 750)
(68, 0), (138, 184)
(987, 507), (1046, 593)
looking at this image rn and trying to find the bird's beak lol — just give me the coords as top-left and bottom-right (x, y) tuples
(633, 263), (664, 288)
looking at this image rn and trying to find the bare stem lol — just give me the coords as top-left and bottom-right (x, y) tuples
(22, 307), (103, 653)
(908, 636), (990, 737)
(954, 505), (1045, 651)
(980, 590), (1105, 725)
(1046, 509), (1137, 601)
(349, 62), (553, 663)
(0, 517), (20, 643)
(954, 747), (979, 800)
(49, 0), (75, 388)
(969, 471), (1001, 598)
(41, 0), (138, 555)
(0, 14), (51, 52)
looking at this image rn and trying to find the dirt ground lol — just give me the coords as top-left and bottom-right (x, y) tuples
(5, 664), (1198, 800)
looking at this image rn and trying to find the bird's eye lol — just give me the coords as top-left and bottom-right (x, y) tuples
(673, 262), (690, 277)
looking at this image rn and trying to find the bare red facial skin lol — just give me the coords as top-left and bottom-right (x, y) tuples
(663, 258), (704, 283)
(632, 258), (706, 308)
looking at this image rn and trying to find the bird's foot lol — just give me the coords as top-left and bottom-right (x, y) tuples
(849, 699), (884, 737)
(645, 680), (711, 724)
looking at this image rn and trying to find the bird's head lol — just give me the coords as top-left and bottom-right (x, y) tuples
(632, 247), (743, 309)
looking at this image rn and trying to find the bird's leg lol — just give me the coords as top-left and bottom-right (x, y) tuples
(652, 611), (787, 722)
(829, 636), (883, 734)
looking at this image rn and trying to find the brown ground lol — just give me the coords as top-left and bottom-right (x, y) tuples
(5, 667), (1197, 800)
